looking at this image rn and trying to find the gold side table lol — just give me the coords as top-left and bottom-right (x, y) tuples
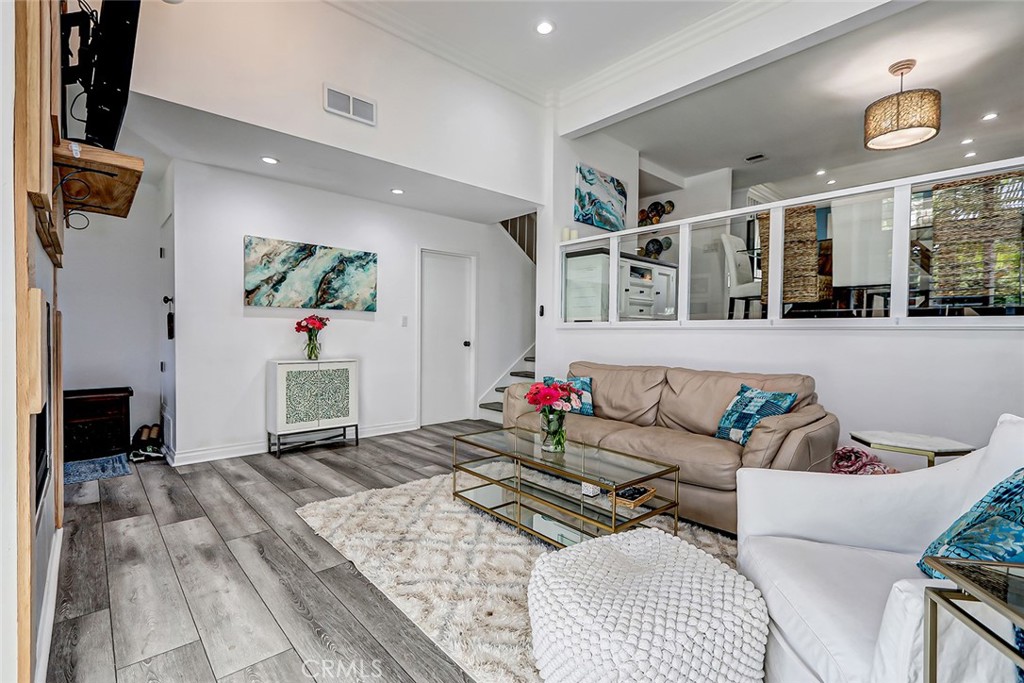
(922, 557), (1024, 683)
(850, 431), (974, 468)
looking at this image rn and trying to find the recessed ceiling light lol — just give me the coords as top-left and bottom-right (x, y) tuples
(536, 20), (555, 35)
(982, 112), (998, 121)
(961, 138), (973, 145)
(260, 156), (278, 165)
(390, 188), (404, 195)
(964, 151), (977, 158)
(826, 179), (837, 185)
(815, 169), (827, 176)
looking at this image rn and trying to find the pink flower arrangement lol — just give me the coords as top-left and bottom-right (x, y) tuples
(295, 315), (330, 360)
(525, 382), (582, 413)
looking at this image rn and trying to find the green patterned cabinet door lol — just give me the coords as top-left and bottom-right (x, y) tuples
(284, 368), (350, 424)
(268, 360), (359, 435)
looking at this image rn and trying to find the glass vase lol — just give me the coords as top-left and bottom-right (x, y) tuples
(304, 331), (321, 361)
(541, 409), (567, 453)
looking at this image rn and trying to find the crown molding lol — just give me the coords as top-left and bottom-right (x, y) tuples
(326, 0), (556, 106)
(556, 0), (780, 107)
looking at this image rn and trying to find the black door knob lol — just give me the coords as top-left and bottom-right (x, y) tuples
(463, 341), (471, 347)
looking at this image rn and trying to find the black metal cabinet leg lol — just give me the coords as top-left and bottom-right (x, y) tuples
(355, 424), (359, 446)
(275, 434), (282, 459)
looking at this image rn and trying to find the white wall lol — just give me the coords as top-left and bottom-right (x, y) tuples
(171, 161), (534, 461)
(0, 1), (19, 677)
(132, 0), (546, 205)
(61, 184), (165, 432)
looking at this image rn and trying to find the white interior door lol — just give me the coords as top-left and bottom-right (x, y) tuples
(420, 251), (473, 425)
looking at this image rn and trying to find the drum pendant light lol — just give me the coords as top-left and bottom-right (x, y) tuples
(864, 59), (941, 151)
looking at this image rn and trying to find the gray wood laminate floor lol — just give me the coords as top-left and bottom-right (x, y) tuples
(48, 419), (496, 683)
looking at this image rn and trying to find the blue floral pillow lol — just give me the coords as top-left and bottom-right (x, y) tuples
(715, 384), (798, 446)
(543, 376), (594, 417)
(919, 466), (1024, 579)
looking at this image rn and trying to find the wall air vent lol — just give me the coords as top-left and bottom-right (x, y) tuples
(744, 154), (768, 164)
(323, 83), (377, 126)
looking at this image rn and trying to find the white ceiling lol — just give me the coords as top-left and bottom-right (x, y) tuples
(329, 0), (734, 104)
(121, 94), (538, 225)
(598, 0), (1024, 198)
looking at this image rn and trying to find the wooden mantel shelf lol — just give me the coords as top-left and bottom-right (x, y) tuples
(53, 139), (144, 218)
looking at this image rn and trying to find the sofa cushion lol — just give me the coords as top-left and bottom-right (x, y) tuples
(656, 367), (816, 436)
(568, 361), (667, 427)
(515, 412), (635, 446)
(715, 384), (799, 446)
(919, 464), (1024, 578)
(739, 536), (922, 683)
(599, 426), (742, 491)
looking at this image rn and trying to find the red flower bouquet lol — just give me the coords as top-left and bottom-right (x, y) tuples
(525, 381), (581, 452)
(295, 315), (330, 360)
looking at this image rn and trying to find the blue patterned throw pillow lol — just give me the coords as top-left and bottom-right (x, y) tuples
(715, 384), (798, 446)
(919, 466), (1024, 579)
(543, 376), (594, 417)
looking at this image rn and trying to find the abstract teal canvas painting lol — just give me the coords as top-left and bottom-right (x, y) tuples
(574, 163), (627, 232)
(244, 235), (378, 311)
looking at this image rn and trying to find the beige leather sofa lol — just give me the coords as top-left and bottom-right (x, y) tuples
(503, 361), (839, 533)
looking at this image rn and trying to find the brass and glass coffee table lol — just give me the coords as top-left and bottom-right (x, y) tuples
(452, 427), (679, 548)
(923, 557), (1024, 682)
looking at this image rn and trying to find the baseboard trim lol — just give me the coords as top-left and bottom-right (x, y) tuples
(32, 527), (63, 683)
(168, 420), (421, 466)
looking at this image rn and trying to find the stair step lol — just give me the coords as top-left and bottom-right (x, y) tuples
(524, 356), (536, 362)
(494, 386), (509, 394)
(510, 370), (535, 379)
(479, 402), (504, 413)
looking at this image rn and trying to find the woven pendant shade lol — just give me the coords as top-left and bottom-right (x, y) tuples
(932, 171), (1024, 302)
(864, 89), (941, 150)
(756, 205), (820, 304)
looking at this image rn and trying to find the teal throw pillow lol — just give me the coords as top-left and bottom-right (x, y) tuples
(715, 384), (798, 446)
(543, 376), (594, 417)
(919, 466), (1024, 579)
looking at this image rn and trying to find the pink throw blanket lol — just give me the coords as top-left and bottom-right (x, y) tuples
(831, 447), (900, 475)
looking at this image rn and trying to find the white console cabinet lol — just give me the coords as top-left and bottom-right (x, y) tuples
(266, 359), (359, 456)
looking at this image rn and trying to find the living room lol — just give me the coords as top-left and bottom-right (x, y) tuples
(3, 2), (1023, 683)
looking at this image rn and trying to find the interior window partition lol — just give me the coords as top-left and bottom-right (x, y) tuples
(618, 226), (680, 321)
(769, 191), (894, 319)
(908, 169), (1024, 317)
(562, 240), (612, 323)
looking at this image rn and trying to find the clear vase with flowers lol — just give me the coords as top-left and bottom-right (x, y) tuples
(295, 315), (330, 360)
(525, 381), (582, 452)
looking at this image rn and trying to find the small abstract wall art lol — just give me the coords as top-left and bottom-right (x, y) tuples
(574, 163), (627, 232)
(244, 235), (378, 311)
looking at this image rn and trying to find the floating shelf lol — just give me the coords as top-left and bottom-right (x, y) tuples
(53, 139), (144, 218)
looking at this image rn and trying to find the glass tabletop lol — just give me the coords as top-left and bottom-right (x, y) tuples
(454, 427), (677, 489)
(924, 558), (1024, 626)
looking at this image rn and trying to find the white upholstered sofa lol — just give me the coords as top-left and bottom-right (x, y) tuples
(737, 413), (1024, 683)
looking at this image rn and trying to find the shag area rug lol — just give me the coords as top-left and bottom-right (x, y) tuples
(64, 453), (131, 485)
(297, 471), (737, 683)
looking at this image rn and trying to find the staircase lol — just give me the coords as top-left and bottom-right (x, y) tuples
(500, 212), (537, 263)
(478, 351), (536, 422)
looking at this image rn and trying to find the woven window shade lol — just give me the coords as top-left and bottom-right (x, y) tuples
(756, 205), (820, 304)
(932, 171), (1024, 303)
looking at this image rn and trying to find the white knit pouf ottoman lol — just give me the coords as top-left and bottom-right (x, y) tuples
(528, 528), (768, 683)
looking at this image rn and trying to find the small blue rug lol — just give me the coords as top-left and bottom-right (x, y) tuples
(64, 454), (131, 485)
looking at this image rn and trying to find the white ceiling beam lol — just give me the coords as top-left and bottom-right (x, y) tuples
(556, 0), (925, 140)
(638, 158), (688, 191)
